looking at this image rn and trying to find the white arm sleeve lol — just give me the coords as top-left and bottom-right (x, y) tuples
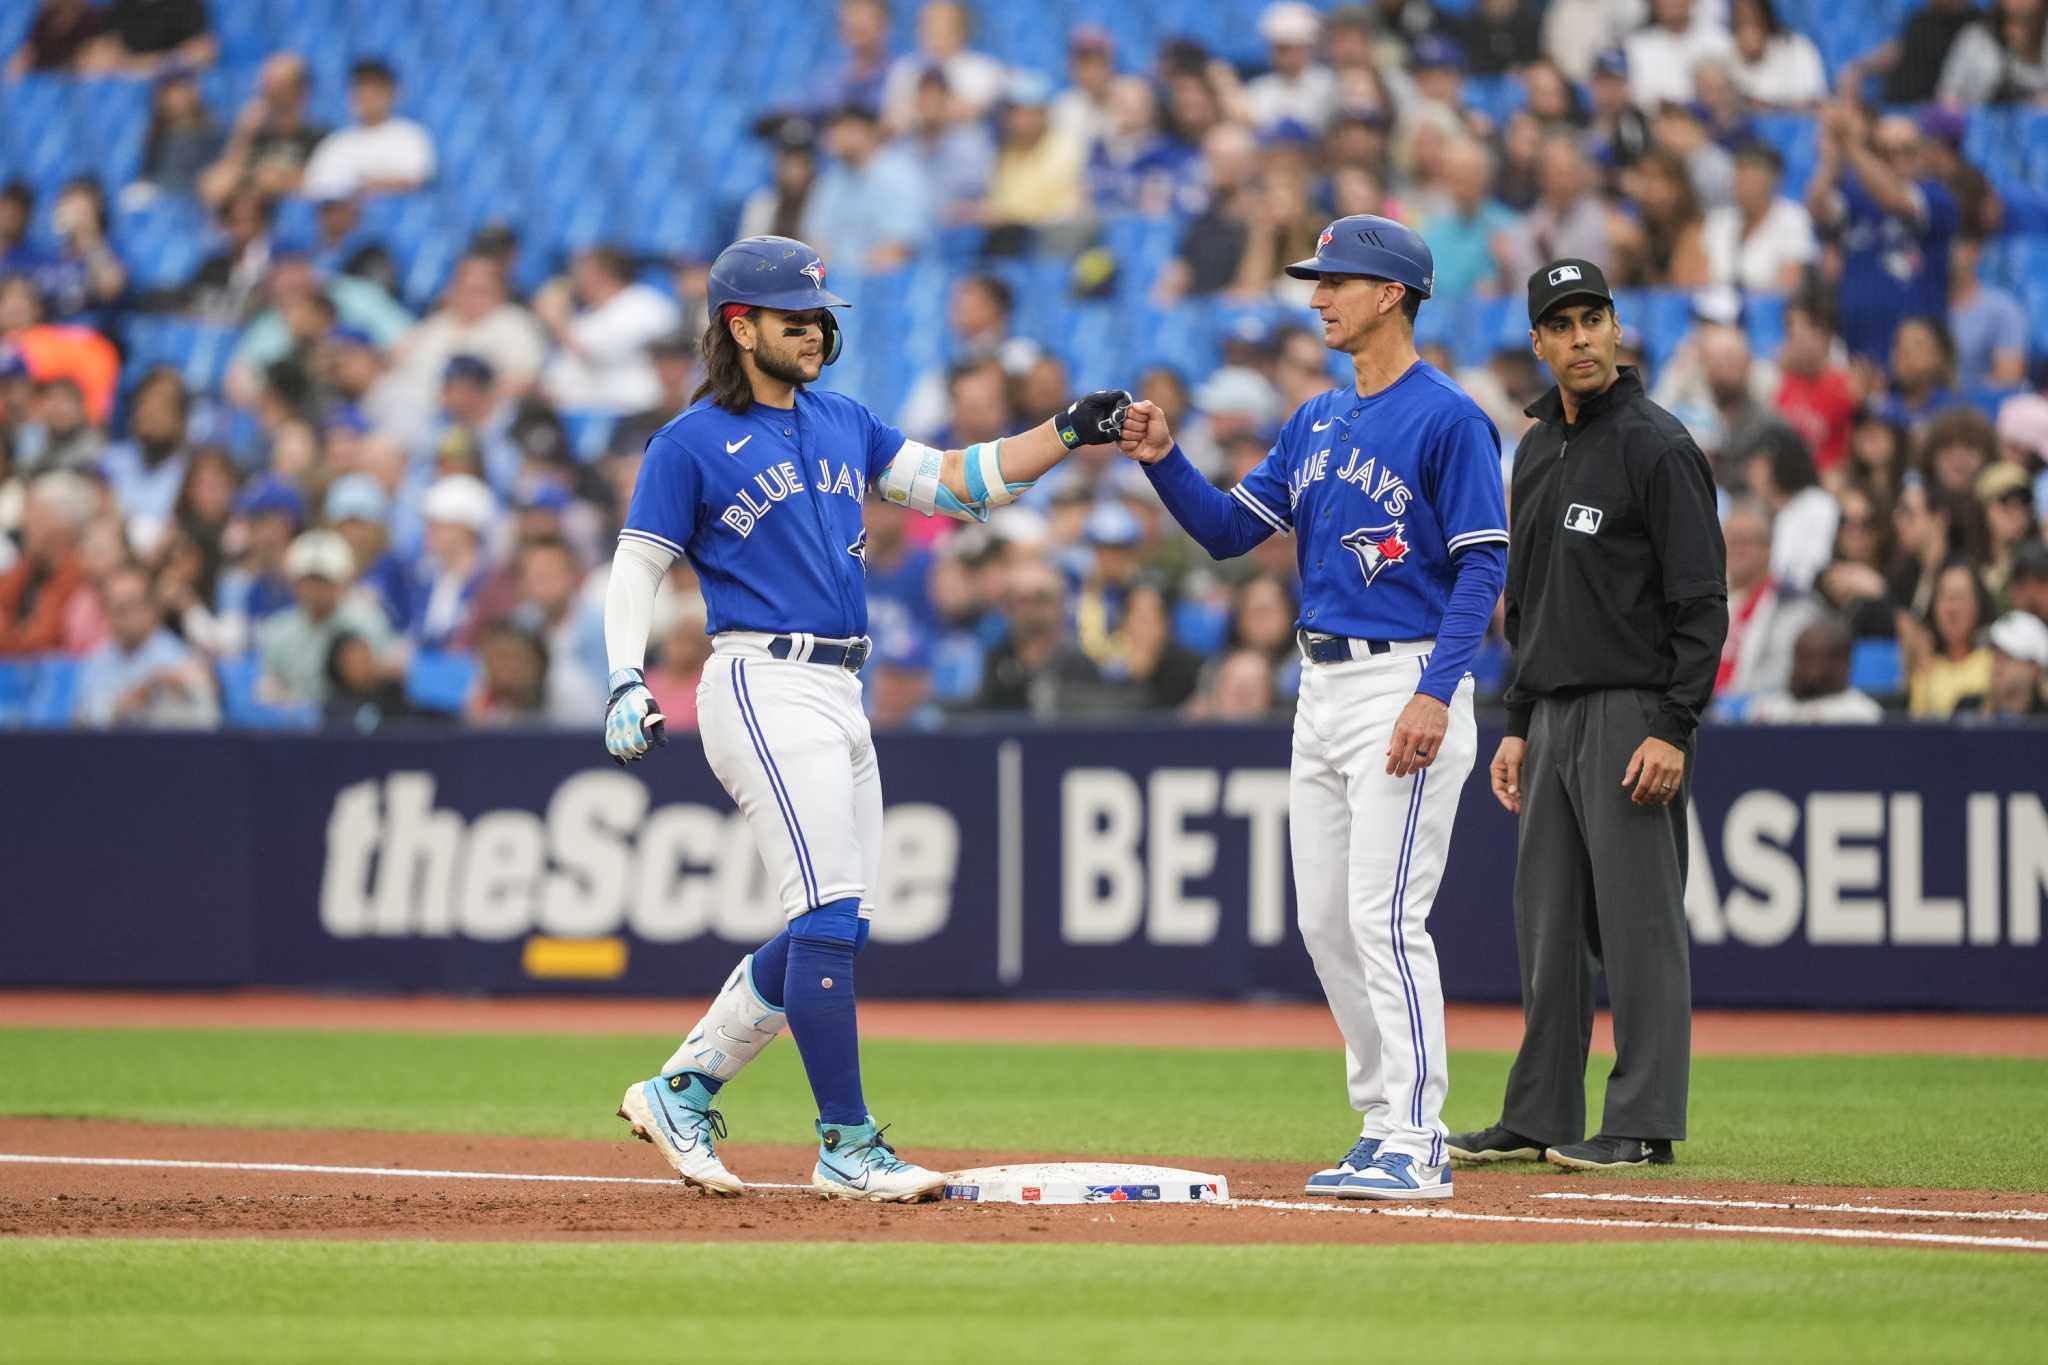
(605, 537), (674, 671)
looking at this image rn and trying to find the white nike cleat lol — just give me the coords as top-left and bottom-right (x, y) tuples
(810, 1118), (947, 1203)
(618, 1075), (745, 1196)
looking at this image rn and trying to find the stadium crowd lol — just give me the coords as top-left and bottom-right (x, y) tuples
(3, 0), (2048, 731)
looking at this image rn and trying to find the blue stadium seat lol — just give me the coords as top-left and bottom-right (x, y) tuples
(405, 651), (478, 714)
(21, 656), (80, 728)
(1850, 639), (1902, 696)
(0, 658), (34, 728)
(217, 655), (318, 730)
(1172, 599), (1230, 655)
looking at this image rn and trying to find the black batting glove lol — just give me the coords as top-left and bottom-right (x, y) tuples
(1057, 389), (1134, 450)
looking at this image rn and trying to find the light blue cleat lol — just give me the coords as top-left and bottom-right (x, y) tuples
(811, 1118), (948, 1203)
(618, 1074), (745, 1195)
(1335, 1150), (1454, 1200)
(1304, 1136), (1383, 1195)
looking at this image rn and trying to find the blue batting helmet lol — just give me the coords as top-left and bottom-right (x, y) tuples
(706, 234), (850, 363)
(1283, 214), (1434, 299)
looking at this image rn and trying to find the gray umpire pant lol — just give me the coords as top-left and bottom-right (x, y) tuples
(1500, 689), (1692, 1145)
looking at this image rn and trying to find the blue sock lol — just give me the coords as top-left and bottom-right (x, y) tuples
(784, 898), (868, 1127)
(749, 930), (791, 1010)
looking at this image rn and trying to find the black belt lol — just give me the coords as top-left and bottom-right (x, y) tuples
(766, 635), (871, 673)
(1298, 630), (1397, 664)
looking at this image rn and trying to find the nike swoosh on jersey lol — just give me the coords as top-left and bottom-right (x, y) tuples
(725, 435), (753, 454)
(1311, 418), (1334, 431)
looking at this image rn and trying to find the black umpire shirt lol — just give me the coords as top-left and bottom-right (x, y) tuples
(1503, 367), (1728, 746)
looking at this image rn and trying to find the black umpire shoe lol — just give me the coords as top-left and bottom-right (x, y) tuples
(1545, 1135), (1675, 1170)
(1444, 1124), (1546, 1164)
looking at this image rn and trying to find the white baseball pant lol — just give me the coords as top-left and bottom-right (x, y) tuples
(696, 634), (881, 920)
(1290, 640), (1477, 1165)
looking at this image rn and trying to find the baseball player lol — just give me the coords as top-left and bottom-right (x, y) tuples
(604, 234), (1128, 1201)
(1117, 216), (1507, 1200)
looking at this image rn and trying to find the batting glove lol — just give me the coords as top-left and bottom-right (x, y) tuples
(1057, 389), (1135, 450)
(604, 667), (667, 765)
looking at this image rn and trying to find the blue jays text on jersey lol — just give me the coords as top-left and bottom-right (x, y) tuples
(1231, 360), (1508, 630)
(621, 389), (907, 639)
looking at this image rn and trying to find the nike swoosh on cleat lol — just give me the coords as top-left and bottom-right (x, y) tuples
(820, 1160), (870, 1190)
(1311, 418), (1334, 431)
(725, 435), (753, 454)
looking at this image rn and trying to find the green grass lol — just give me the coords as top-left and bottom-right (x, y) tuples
(5, 1027), (2047, 1190)
(3, 1239), (2044, 1365)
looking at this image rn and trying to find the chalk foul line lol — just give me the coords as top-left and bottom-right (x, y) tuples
(1532, 1191), (2048, 1222)
(4, 1154), (2043, 1252)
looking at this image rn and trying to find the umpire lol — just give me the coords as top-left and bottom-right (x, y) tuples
(1448, 260), (1727, 1171)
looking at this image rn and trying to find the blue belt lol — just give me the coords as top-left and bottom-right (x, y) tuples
(1298, 630), (1396, 664)
(766, 635), (871, 673)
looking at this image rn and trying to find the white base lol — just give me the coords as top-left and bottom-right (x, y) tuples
(942, 1163), (1229, 1205)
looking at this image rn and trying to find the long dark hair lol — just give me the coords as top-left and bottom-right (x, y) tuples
(691, 312), (755, 414)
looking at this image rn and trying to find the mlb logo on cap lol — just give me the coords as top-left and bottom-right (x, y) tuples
(1548, 264), (1583, 286)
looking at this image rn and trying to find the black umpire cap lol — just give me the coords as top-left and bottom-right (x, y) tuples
(1528, 258), (1615, 326)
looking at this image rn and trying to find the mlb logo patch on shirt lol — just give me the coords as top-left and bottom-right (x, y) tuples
(1564, 503), (1603, 535)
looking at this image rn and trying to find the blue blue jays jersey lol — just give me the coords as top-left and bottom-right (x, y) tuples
(1231, 360), (1507, 639)
(621, 390), (908, 638)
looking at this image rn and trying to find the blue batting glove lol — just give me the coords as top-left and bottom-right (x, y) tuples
(605, 667), (667, 764)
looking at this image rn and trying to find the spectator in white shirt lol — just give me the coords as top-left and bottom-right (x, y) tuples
(1050, 25), (1118, 154)
(381, 254), (547, 441)
(537, 246), (682, 415)
(1625, 0), (1736, 107)
(1703, 139), (1816, 293)
(1745, 426), (1838, 593)
(1726, 0), (1827, 108)
(1245, 2), (1338, 133)
(1543, 0), (1648, 83)
(1746, 616), (1886, 722)
(1717, 499), (1820, 699)
(880, 1), (1007, 130)
(301, 58), (435, 201)
(73, 564), (219, 728)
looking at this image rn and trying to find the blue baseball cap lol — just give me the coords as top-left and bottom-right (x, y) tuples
(1085, 501), (1143, 548)
(520, 483), (573, 513)
(443, 353), (495, 387)
(237, 475), (306, 523)
(1284, 213), (1435, 298)
(329, 324), (375, 349)
(325, 472), (389, 524)
(1593, 48), (1628, 78)
(1412, 33), (1465, 72)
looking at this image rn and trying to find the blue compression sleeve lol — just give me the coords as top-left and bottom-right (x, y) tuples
(785, 898), (867, 1126)
(749, 930), (791, 1010)
(1141, 445), (1277, 560)
(1417, 542), (1506, 703)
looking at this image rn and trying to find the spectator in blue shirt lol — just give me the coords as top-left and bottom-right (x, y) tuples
(326, 472), (412, 631)
(814, 0), (895, 116)
(802, 103), (933, 273)
(0, 183), (50, 283)
(214, 474), (303, 651)
(99, 367), (191, 554)
(1877, 316), (1963, 434)
(74, 563), (219, 728)
(1420, 137), (1514, 300)
(895, 67), (994, 225)
(1086, 77), (1201, 217)
(1949, 235), (2030, 394)
(1808, 99), (1959, 361)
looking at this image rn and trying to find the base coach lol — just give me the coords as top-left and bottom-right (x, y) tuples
(1449, 260), (1728, 1171)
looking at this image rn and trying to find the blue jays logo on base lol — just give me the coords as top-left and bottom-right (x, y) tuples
(1085, 1184), (1163, 1202)
(1341, 523), (1410, 585)
(801, 258), (827, 289)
